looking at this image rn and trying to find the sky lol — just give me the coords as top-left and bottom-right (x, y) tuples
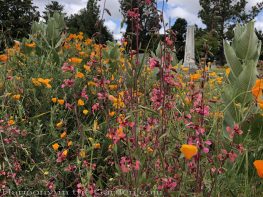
(32, 0), (263, 40)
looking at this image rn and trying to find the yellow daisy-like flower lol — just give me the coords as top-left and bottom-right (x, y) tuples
(51, 98), (57, 103)
(0, 54), (8, 63)
(25, 42), (36, 48)
(109, 84), (118, 90)
(147, 147), (154, 153)
(79, 51), (85, 56)
(52, 143), (59, 151)
(209, 72), (217, 77)
(83, 109), (89, 115)
(12, 94), (21, 101)
(109, 111), (115, 117)
(75, 43), (81, 51)
(32, 78), (52, 88)
(88, 137), (94, 143)
(57, 99), (65, 105)
(190, 73), (201, 81)
(108, 95), (125, 109)
(93, 120), (99, 132)
(180, 144), (198, 160)
(226, 68), (231, 76)
(62, 149), (68, 157)
(252, 79), (263, 109)
(67, 140), (73, 146)
(8, 119), (15, 126)
(216, 77), (223, 85)
(87, 81), (96, 86)
(182, 67), (189, 72)
(79, 149), (86, 158)
(75, 72), (84, 79)
(77, 99), (85, 106)
(84, 65), (91, 73)
(31, 78), (41, 86)
(60, 131), (67, 139)
(69, 57), (82, 64)
(37, 78), (52, 88)
(56, 121), (63, 128)
(93, 143), (101, 149)
(85, 38), (92, 45)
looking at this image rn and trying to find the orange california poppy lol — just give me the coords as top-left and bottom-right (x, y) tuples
(254, 160), (263, 178)
(0, 54), (8, 63)
(252, 79), (263, 98)
(180, 144), (198, 160)
(52, 143), (59, 151)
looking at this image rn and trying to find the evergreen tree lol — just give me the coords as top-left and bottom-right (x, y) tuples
(119, 0), (161, 51)
(43, 1), (65, 22)
(256, 29), (263, 60)
(0, 0), (39, 49)
(67, 0), (113, 43)
(171, 18), (187, 61)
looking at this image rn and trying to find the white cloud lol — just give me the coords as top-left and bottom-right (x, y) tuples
(168, 7), (204, 27)
(100, 0), (122, 20)
(105, 20), (117, 33)
(33, 0), (122, 19)
(164, 0), (201, 14)
(246, 0), (262, 11)
(113, 33), (123, 40)
(33, 0), (263, 36)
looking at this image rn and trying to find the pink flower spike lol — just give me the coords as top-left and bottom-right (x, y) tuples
(203, 147), (209, 153)
(134, 160), (140, 170)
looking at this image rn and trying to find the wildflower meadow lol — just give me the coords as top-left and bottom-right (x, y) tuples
(0, 1), (263, 197)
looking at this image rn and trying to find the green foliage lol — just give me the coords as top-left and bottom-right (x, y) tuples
(196, 30), (220, 61)
(26, 12), (67, 64)
(223, 21), (261, 129)
(119, 0), (161, 51)
(171, 18), (187, 61)
(198, 0), (263, 63)
(66, 0), (113, 43)
(0, 0), (39, 50)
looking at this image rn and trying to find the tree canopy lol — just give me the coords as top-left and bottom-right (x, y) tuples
(0, 0), (39, 49)
(43, 1), (65, 22)
(119, 0), (161, 51)
(171, 18), (187, 61)
(66, 0), (113, 43)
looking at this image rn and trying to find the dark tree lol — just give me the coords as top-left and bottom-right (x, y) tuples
(119, 0), (161, 51)
(171, 18), (187, 61)
(66, 0), (113, 43)
(256, 30), (263, 60)
(43, 1), (65, 22)
(0, 0), (39, 49)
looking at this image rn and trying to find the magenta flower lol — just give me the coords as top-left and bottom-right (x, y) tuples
(149, 57), (159, 69)
(81, 88), (89, 100)
(145, 0), (152, 5)
(61, 62), (74, 72)
(61, 79), (75, 88)
(165, 36), (173, 46)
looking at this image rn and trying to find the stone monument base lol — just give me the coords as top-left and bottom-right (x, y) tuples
(183, 63), (198, 73)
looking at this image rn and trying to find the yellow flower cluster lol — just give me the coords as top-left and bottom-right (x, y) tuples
(108, 94), (125, 109)
(32, 78), (52, 88)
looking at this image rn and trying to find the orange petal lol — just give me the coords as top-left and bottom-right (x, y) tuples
(254, 160), (263, 178)
(180, 144), (198, 160)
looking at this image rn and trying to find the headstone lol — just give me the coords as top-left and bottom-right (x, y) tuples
(211, 60), (217, 69)
(184, 25), (198, 71)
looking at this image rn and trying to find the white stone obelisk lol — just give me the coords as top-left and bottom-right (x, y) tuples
(184, 25), (197, 70)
